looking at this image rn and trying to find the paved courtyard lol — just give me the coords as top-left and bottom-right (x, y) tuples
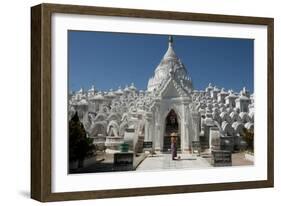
(136, 153), (212, 171)
(70, 151), (253, 173)
(136, 152), (254, 171)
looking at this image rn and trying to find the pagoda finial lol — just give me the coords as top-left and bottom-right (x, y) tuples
(168, 35), (173, 47)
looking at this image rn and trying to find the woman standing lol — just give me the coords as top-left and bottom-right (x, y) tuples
(171, 132), (178, 160)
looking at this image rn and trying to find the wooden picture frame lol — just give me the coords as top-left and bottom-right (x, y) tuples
(31, 3), (274, 202)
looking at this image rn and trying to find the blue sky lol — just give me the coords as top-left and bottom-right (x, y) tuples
(68, 31), (253, 93)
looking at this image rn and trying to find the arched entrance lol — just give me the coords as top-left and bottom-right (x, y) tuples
(163, 109), (181, 152)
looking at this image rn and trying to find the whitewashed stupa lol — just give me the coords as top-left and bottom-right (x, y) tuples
(69, 36), (254, 152)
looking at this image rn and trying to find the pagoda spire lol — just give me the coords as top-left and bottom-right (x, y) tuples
(168, 35), (173, 47)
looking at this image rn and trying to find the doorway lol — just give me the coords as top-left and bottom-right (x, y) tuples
(163, 109), (181, 152)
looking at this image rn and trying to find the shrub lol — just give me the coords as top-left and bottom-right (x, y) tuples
(69, 112), (95, 167)
(242, 128), (254, 153)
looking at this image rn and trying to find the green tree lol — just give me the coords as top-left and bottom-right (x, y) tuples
(69, 112), (95, 168)
(242, 128), (254, 153)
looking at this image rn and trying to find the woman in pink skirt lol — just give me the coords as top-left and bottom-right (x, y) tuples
(171, 133), (178, 160)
